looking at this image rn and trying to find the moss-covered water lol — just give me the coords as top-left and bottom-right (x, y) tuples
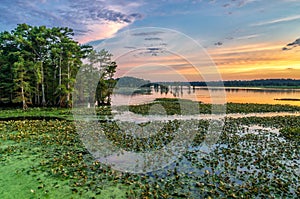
(0, 103), (299, 198)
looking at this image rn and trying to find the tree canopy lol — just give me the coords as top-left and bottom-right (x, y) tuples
(0, 24), (117, 109)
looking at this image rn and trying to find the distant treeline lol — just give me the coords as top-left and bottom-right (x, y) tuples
(116, 76), (150, 88)
(154, 79), (300, 88)
(115, 77), (300, 88)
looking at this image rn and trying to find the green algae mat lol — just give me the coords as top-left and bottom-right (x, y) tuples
(0, 120), (127, 198)
(0, 108), (299, 198)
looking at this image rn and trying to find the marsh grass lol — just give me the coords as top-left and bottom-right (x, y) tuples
(125, 98), (300, 115)
(0, 108), (73, 120)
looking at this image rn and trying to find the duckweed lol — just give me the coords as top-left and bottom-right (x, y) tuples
(0, 104), (300, 198)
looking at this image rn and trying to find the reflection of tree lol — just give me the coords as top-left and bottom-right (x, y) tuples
(181, 85), (183, 96)
(172, 86), (180, 97)
(160, 85), (169, 95)
(187, 86), (191, 94)
(154, 84), (159, 93)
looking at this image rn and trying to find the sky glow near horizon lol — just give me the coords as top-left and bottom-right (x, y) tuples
(1, 0), (300, 81)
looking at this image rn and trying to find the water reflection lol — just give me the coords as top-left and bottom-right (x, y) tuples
(112, 86), (300, 106)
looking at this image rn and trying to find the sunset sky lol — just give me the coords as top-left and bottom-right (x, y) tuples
(1, 0), (300, 81)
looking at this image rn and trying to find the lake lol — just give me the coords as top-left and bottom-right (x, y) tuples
(111, 86), (300, 106)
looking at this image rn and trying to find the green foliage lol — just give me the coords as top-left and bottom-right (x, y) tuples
(126, 98), (300, 115)
(280, 127), (300, 141)
(0, 24), (94, 108)
(0, 24), (117, 108)
(77, 49), (118, 106)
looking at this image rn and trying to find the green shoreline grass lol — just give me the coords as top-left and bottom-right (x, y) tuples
(0, 108), (73, 120)
(1, 98), (300, 120)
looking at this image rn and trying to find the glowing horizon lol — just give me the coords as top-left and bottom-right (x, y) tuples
(1, 0), (300, 81)
(111, 40), (300, 81)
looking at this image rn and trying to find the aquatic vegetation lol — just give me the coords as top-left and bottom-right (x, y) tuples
(127, 98), (210, 115)
(100, 120), (180, 152)
(0, 120), (127, 198)
(1, 107), (300, 198)
(280, 127), (300, 141)
(226, 103), (300, 114)
(125, 98), (300, 115)
(0, 108), (73, 120)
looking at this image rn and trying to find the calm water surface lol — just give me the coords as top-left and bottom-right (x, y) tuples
(111, 86), (300, 106)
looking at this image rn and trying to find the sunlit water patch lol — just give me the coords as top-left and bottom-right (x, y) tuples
(112, 87), (300, 106)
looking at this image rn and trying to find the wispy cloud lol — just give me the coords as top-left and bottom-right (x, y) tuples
(78, 22), (129, 44)
(214, 41), (223, 46)
(132, 31), (164, 36)
(59, 0), (144, 42)
(218, 0), (258, 10)
(0, 0), (144, 43)
(0, 0), (63, 27)
(236, 0), (257, 7)
(251, 15), (300, 26)
(210, 0), (256, 7)
(207, 41), (300, 80)
(236, 34), (260, 40)
(282, 38), (300, 51)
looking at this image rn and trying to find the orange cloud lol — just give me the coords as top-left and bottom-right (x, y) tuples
(115, 51), (219, 82)
(207, 42), (300, 80)
(76, 21), (128, 44)
(113, 39), (300, 81)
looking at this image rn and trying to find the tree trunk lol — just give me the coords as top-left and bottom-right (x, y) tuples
(21, 85), (27, 110)
(53, 65), (56, 105)
(41, 61), (46, 106)
(59, 55), (62, 107)
(10, 72), (13, 104)
(35, 83), (40, 105)
(67, 61), (70, 106)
